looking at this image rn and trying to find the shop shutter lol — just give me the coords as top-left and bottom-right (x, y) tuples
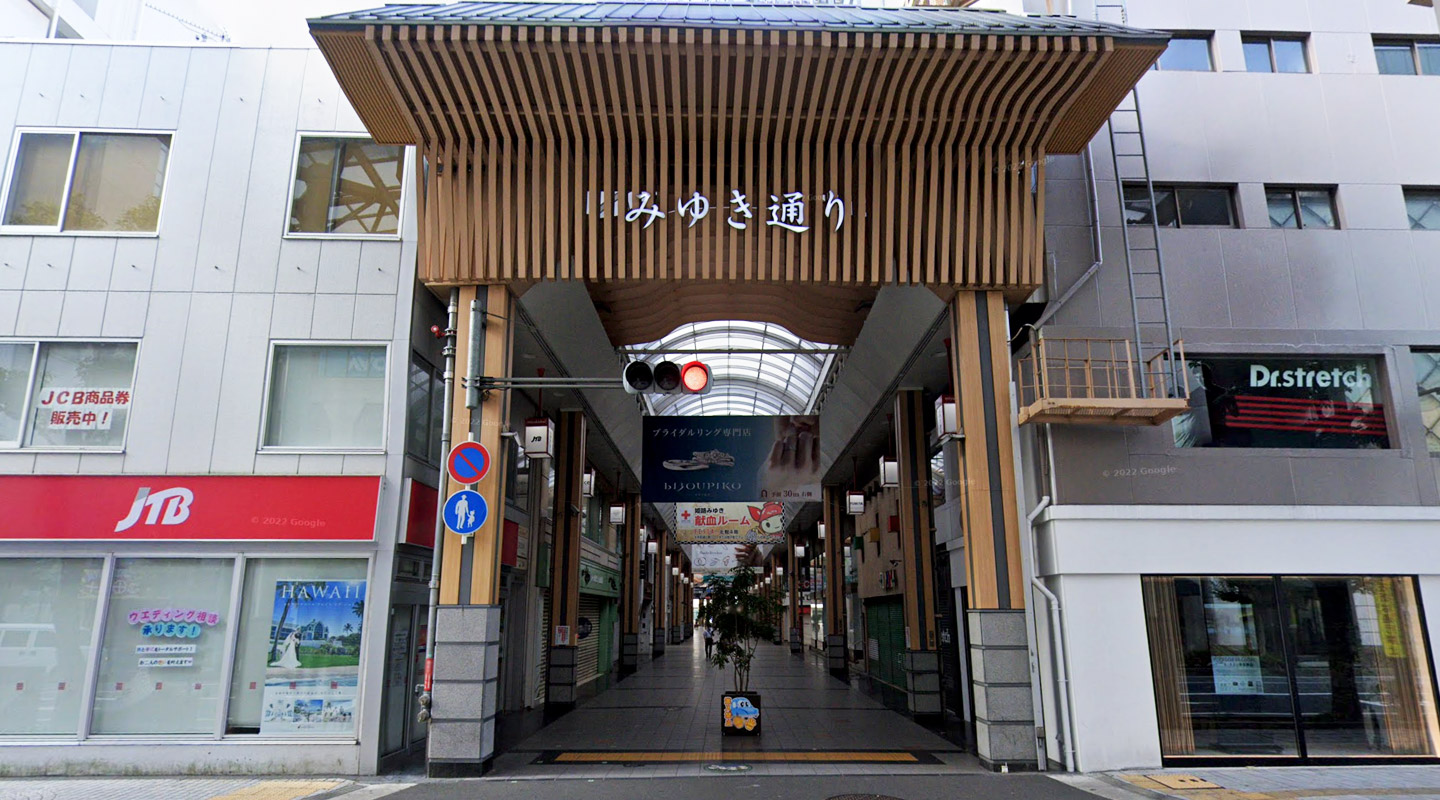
(864, 598), (906, 688)
(577, 594), (602, 686)
(535, 588), (550, 705)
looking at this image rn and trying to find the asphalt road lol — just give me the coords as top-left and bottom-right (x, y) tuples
(386, 773), (1120, 800)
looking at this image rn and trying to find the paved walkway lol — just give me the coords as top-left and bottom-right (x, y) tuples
(1106, 766), (1440, 800)
(486, 635), (978, 778)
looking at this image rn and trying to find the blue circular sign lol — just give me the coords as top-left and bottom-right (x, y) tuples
(443, 490), (488, 535)
(446, 441), (491, 485)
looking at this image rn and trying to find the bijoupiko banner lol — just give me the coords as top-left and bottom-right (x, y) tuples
(676, 501), (787, 546)
(642, 415), (820, 502)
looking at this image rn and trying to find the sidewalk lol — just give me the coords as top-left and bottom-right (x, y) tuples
(1101, 766), (1440, 800)
(0, 779), (409, 800)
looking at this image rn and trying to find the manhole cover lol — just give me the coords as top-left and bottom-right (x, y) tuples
(827, 796), (905, 800)
(706, 764), (753, 772)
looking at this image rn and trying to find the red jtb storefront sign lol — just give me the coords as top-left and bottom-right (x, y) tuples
(0, 475), (380, 541)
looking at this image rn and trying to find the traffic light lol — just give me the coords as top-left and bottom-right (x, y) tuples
(680, 360), (711, 395)
(621, 360), (711, 394)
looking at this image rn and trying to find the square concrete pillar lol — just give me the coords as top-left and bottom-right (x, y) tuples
(428, 605), (501, 777)
(790, 628), (802, 653)
(652, 624), (667, 656)
(621, 632), (639, 676)
(905, 650), (943, 716)
(968, 608), (1037, 771)
(547, 645), (577, 707)
(827, 633), (848, 678)
(670, 625), (682, 645)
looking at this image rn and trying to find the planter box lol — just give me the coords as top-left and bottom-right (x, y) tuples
(721, 691), (762, 736)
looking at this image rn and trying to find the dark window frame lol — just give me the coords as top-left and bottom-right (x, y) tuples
(1374, 37), (1440, 75)
(1124, 183), (1238, 229)
(1404, 187), (1440, 231)
(1265, 185), (1339, 230)
(1242, 34), (1310, 73)
(1153, 33), (1215, 72)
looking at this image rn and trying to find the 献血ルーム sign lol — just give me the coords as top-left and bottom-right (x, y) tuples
(1249, 364), (1372, 390)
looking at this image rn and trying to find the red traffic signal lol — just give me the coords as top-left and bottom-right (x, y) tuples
(680, 361), (711, 395)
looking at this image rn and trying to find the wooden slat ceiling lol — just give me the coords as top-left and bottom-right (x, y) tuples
(311, 12), (1163, 321)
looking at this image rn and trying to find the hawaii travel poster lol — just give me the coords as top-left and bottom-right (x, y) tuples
(259, 579), (366, 735)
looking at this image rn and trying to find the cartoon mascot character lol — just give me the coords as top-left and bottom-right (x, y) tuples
(746, 501), (786, 538)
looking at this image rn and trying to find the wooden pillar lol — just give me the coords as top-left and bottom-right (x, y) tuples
(545, 409), (586, 711)
(438, 284), (516, 607)
(619, 492), (642, 676)
(428, 284), (513, 777)
(894, 388), (942, 716)
(949, 290), (1024, 611)
(823, 485), (848, 676)
(787, 534), (801, 652)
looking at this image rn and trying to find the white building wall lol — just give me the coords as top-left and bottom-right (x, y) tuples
(0, 41), (419, 775)
(1037, 505), (1440, 771)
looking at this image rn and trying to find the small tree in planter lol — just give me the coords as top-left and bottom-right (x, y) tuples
(702, 565), (780, 735)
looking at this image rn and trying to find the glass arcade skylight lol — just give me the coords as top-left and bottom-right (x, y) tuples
(626, 321), (837, 417)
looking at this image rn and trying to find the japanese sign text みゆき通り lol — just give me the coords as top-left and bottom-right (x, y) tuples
(641, 415), (820, 503)
(586, 190), (845, 233)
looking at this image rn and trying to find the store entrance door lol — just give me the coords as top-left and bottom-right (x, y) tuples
(380, 603), (428, 768)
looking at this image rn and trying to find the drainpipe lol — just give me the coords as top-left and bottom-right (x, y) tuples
(1027, 495), (1076, 772)
(418, 288), (459, 721)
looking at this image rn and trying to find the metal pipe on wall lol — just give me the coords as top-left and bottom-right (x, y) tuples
(419, 288), (459, 718)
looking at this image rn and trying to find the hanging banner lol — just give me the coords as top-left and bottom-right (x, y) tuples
(642, 415), (820, 502)
(675, 501), (786, 546)
(260, 579), (367, 735)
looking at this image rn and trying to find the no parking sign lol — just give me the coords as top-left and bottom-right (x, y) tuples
(446, 441), (491, 485)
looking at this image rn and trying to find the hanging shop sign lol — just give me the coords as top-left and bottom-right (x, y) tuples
(0, 475), (380, 541)
(642, 415), (820, 502)
(260, 579), (367, 735)
(1177, 356), (1388, 449)
(674, 501), (786, 546)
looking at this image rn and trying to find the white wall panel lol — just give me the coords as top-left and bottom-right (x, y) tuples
(96, 46), (151, 129)
(165, 292), (232, 472)
(352, 294), (397, 341)
(270, 293), (314, 339)
(15, 44), (68, 125)
(15, 291), (61, 335)
(274, 240), (322, 293)
(316, 239), (362, 294)
(22, 238), (73, 291)
(67, 236), (116, 292)
(296, 48), (341, 132)
(100, 290), (149, 337)
(0, 238), (32, 291)
(356, 241), (403, 295)
(233, 49), (308, 295)
(120, 291), (190, 473)
(136, 47), (189, 130)
(311, 293), (356, 339)
(56, 46), (109, 128)
(0, 291), (19, 335)
(57, 290), (105, 336)
(192, 48), (268, 294)
(151, 48), (228, 294)
(107, 238), (157, 292)
(208, 292), (273, 473)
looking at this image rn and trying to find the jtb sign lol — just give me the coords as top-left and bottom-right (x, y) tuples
(0, 475), (380, 541)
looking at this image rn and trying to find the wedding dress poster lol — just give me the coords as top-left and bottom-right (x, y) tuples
(260, 579), (367, 735)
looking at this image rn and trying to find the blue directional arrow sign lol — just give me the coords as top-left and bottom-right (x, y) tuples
(443, 490), (488, 536)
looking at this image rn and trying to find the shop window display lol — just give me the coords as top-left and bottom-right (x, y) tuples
(227, 558), (368, 736)
(1144, 575), (1439, 759)
(0, 558), (103, 735)
(90, 558), (234, 735)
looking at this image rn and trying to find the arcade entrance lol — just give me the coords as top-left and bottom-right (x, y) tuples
(307, 0), (1176, 777)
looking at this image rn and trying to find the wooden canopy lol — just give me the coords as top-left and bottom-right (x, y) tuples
(311, 3), (1164, 343)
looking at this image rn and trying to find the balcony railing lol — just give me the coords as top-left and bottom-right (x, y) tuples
(1015, 334), (1191, 426)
